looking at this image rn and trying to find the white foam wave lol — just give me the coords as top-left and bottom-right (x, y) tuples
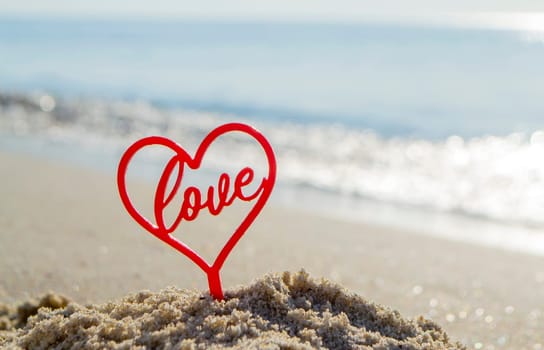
(269, 123), (544, 227)
(2, 93), (544, 228)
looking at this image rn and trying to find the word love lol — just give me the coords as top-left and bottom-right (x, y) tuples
(117, 123), (277, 300)
(155, 166), (262, 233)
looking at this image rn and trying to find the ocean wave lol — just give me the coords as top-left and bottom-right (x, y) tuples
(2, 92), (544, 228)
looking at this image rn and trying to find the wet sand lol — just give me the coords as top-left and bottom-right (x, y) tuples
(1, 151), (543, 348)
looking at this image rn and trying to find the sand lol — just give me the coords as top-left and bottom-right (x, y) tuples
(1, 150), (544, 348)
(1, 271), (463, 349)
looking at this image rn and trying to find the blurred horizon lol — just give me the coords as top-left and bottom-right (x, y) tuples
(1, 0), (544, 32)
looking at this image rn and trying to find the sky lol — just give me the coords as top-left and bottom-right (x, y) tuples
(1, 0), (544, 21)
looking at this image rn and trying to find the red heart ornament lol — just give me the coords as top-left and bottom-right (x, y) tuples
(117, 123), (277, 300)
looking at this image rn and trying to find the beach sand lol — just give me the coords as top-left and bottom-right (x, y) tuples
(1, 271), (463, 349)
(1, 151), (543, 348)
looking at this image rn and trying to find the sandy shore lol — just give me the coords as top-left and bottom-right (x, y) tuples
(1, 271), (464, 349)
(1, 150), (543, 348)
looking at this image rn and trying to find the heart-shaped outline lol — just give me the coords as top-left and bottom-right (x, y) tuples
(117, 123), (277, 300)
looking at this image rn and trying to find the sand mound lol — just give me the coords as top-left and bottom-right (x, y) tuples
(1, 271), (464, 349)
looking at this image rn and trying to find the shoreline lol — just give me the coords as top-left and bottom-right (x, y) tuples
(1, 150), (544, 347)
(2, 89), (544, 234)
(3, 132), (544, 259)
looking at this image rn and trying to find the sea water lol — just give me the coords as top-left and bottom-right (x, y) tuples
(1, 18), (544, 254)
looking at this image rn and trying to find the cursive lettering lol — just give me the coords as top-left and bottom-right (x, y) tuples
(154, 157), (265, 233)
